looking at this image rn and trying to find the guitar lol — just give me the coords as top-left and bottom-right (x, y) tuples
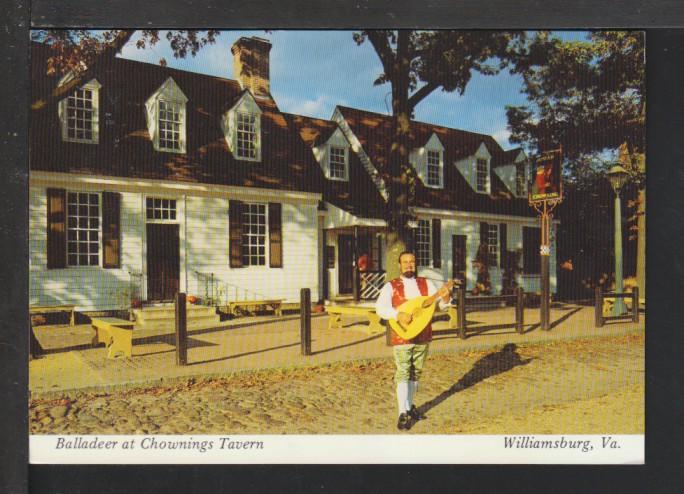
(388, 280), (456, 340)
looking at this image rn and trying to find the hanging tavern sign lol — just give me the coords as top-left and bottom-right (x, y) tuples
(529, 148), (563, 203)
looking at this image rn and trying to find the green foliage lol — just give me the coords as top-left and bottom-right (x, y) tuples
(506, 31), (645, 181)
(354, 30), (525, 234)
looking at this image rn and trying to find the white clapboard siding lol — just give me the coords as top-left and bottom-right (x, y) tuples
(29, 187), (143, 311)
(185, 196), (319, 303)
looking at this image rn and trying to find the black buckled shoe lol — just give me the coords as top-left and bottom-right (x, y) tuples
(397, 412), (412, 431)
(409, 405), (425, 421)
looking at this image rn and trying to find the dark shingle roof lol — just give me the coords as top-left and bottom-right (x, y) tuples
(30, 42), (324, 194)
(335, 105), (534, 217)
(286, 114), (386, 220)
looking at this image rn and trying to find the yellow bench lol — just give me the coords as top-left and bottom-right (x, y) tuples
(326, 305), (384, 334)
(602, 296), (645, 315)
(30, 304), (76, 326)
(444, 306), (458, 329)
(91, 317), (136, 359)
(227, 299), (283, 317)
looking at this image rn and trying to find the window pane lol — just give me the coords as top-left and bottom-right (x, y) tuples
(66, 192), (99, 266)
(240, 202), (267, 266)
(416, 220), (431, 267)
(236, 113), (258, 159)
(65, 88), (96, 141)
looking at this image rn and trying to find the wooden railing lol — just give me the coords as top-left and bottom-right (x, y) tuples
(192, 271), (268, 307)
(360, 270), (386, 300)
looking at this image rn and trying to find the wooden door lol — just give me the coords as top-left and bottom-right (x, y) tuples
(452, 234), (467, 286)
(338, 234), (354, 294)
(147, 224), (180, 302)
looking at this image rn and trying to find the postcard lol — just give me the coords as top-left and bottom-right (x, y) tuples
(28, 29), (645, 464)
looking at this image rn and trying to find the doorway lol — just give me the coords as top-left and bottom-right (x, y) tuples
(338, 234), (354, 294)
(146, 223), (180, 302)
(452, 234), (467, 286)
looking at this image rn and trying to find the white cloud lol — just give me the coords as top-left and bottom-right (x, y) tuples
(492, 128), (512, 148)
(276, 95), (332, 119)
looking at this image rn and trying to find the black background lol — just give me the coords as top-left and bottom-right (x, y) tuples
(3, 1), (684, 492)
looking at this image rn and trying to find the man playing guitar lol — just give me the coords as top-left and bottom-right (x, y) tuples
(375, 251), (454, 430)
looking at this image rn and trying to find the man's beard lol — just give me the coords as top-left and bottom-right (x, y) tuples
(402, 271), (416, 279)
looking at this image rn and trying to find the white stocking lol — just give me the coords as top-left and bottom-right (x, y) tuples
(408, 380), (418, 408)
(396, 382), (410, 416)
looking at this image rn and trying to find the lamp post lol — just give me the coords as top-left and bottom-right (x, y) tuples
(607, 165), (629, 316)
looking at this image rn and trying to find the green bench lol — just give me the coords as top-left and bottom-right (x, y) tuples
(91, 317), (136, 359)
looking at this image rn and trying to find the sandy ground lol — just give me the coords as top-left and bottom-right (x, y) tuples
(29, 331), (644, 434)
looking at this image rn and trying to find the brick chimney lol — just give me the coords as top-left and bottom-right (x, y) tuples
(231, 36), (272, 98)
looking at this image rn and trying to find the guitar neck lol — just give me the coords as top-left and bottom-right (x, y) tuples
(421, 281), (454, 308)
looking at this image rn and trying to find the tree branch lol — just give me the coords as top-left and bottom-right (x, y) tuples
(32, 30), (135, 111)
(365, 30), (396, 79)
(407, 81), (439, 110)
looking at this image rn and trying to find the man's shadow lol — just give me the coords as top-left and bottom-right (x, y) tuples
(417, 343), (533, 417)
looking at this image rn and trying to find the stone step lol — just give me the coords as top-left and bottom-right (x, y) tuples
(134, 314), (221, 331)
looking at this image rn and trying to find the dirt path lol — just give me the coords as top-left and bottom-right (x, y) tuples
(30, 332), (644, 434)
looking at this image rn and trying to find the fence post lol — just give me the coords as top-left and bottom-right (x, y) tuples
(300, 288), (311, 356)
(457, 288), (467, 339)
(632, 287), (639, 323)
(515, 287), (524, 334)
(595, 287), (604, 328)
(175, 292), (188, 365)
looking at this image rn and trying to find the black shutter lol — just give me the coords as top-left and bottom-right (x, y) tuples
(479, 221), (489, 267)
(229, 200), (243, 268)
(47, 188), (66, 269)
(102, 192), (121, 268)
(499, 223), (507, 268)
(269, 202), (282, 268)
(432, 218), (441, 268)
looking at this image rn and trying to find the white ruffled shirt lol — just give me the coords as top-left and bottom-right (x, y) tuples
(375, 276), (448, 321)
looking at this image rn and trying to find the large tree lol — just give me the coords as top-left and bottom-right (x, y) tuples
(353, 30), (524, 278)
(506, 31), (645, 296)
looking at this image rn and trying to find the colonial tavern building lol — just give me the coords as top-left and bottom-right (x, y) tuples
(30, 37), (557, 313)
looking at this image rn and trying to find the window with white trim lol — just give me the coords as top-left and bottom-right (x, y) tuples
(158, 101), (183, 152)
(145, 77), (188, 154)
(242, 203), (267, 266)
(415, 219), (432, 267)
(426, 150), (442, 187)
(329, 146), (347, 180)
(516, 162), (526, 196)
(66, 192), (100, 266)
(476, 158), (488, 192)
(487, 224), (499, 265)
(59, 79), (100, 144)
(236, 112), (259, 159)
(146, 197), (177, 221)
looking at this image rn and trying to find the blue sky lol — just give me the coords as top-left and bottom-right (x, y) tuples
(119, 30), (589, 150)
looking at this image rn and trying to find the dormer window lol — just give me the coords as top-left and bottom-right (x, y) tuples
(236, 112), (259, 159)
(329, 146), (348, 180)
(145, 77), (188, 154)
(158, 100), (183, 152)
(476, 158), (488, 193)
(426, 150), (443, 187)
(223, 92), (262, 162)
(59, 78), (101, 144)
(516, 161), (527, 196)
(412, 133), (444, 189)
